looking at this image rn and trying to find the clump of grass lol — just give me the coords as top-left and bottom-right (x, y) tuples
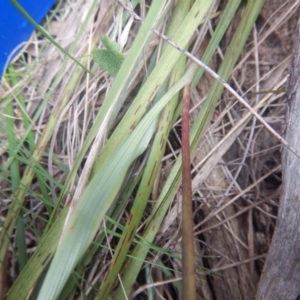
(1, 0), (297, 299)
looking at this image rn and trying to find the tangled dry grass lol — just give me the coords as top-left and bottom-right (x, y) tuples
(0, 0), (299, 299)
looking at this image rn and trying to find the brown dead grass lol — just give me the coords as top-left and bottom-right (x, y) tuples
(153, 1), (299, 299)
(1, 0), (299, 299)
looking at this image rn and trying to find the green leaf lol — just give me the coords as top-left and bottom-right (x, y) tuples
(101, 35), (121, 53)
(92, 36), (125, 77)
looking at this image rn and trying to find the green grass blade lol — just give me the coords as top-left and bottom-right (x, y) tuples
(10, 0), (92, 74)
(36, 64), (198, 300)
(7, 173), (139, 300)
(96, 1), (191, 298)
(113, 1), (266, 297)
(91, 0), (214, 181)
(56, 0), (169, 204)
(57, 172), (142, 299)
(0, 0), (102, 283)
(3, 69), (28, 274)
(6, 66), (53, 213)
(6, 209), (68, 300)
(191, 0), (241, 90)
(4, 3), (166, 298)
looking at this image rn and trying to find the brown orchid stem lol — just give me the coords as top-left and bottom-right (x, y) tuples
(181, 83), (196, 299)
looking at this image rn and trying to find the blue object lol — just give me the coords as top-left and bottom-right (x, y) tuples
(0, 0), (56, 76)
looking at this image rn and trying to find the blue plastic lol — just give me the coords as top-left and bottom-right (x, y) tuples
(0, 0), (56, 76)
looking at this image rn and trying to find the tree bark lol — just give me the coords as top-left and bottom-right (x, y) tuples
(256, 13), (300, 300)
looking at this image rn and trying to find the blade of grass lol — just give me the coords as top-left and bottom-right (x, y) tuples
(6, 209), (68, 300)
(191, 0), (241, 90)
(8, 174), (139, 300)
(36, 62), (198, 300)
(6, 2), (166, 297)
(0, 0), (105, 283)
(3, 71), (28, 275)
(34, 2), (213, 297)
(10, 0), (92, 75)
(2, 69), (54, 278)
(49, 12), (215, 289)
(7, 67), (53, 213)
(91, 0), (214, 180)
(57, 171), (143, 300)
(96, 1), (191, 298)
(113, 1), (266, 297)
(56, 0), (169, 207)
(4, 90), (20, 192)
(181, 84), (196, 299)
(39, 1), (214, 296)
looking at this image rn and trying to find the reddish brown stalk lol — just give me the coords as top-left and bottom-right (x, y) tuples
(181, 83), (196, 299)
